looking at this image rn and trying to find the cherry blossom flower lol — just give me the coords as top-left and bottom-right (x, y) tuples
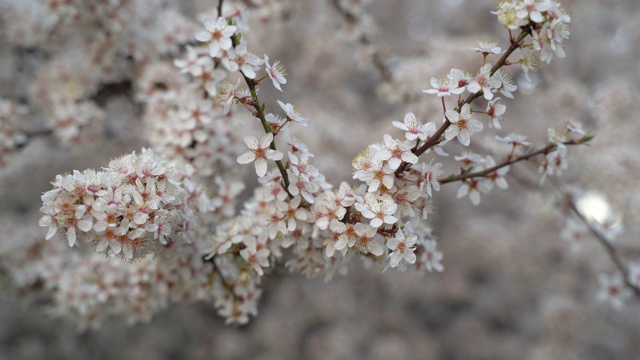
(517, 0), (549, 23)
(492, 70), (518, 99)
(483, 156), (509, 190)
(264, 55), (287, 92)
(469, 40), (504, 55)
(423, 75), (465, 97)
(223, 42), (263, 79)
(457, 178), (492, 206)
(420, 239), (444, 273)
(287, 170), (319, 204)
(539, 145), (568, 184)
(467, 63), (500, 100)
(237, 133), (283, 177)
(354, 193), (398, 228)
(566, 118), (585, 135)
(277, 100), (308, 126)
(375, 134), (419, 170)
(386, 228), (417, 271)
(486, 97), (506, 129)
(240, 237), (270, 276)
(194, 16), (237, 58)
(444, 104), (483, 146)
(353, 223), (384, 256)
(218, 79), (242, 114)
(495, 133), (532, 147)
(392, 112), (435, 141)
(415, 159), (442, 198)
(596, 274), (631, 310)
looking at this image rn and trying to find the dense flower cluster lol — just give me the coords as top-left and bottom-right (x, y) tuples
(39, 149), (201, 260)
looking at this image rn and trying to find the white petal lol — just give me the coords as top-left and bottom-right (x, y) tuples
(255, 159), (268, 177)
(237, 151), (256, 164)
(243, 135), (259, 149)
(46, 224), (57, 240)
(67, 227), (76, 247)
(259, 133), (274, 148)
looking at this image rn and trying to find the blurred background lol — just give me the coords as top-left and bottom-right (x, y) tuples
(1, 0), (640, 359)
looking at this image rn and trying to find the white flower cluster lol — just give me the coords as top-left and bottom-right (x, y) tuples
(39, 149), (198, 260)
(493, 0), (571, 74)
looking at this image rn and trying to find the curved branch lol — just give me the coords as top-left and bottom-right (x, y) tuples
(440, 138), (583, 185)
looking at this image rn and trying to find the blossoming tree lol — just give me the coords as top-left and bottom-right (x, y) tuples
(0, 0), (637, 332)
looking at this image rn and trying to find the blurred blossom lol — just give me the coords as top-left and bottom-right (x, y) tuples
(576, 192), (623, 241)
(517, 72), (540, 94)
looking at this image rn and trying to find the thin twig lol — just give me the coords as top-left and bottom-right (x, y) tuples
(440, 139), (582, 184)
(230, 36), (292, 193)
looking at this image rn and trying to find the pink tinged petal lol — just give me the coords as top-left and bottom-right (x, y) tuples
(254, 158), (268, 177)
(67, 227), (76, 247)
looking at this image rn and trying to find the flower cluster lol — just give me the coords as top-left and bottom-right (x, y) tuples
(38, 149), (203, 260)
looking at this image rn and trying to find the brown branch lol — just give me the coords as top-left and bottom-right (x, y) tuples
(440, 139), (582, 184)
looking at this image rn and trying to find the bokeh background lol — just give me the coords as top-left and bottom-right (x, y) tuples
(1, 0), (640, 359)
